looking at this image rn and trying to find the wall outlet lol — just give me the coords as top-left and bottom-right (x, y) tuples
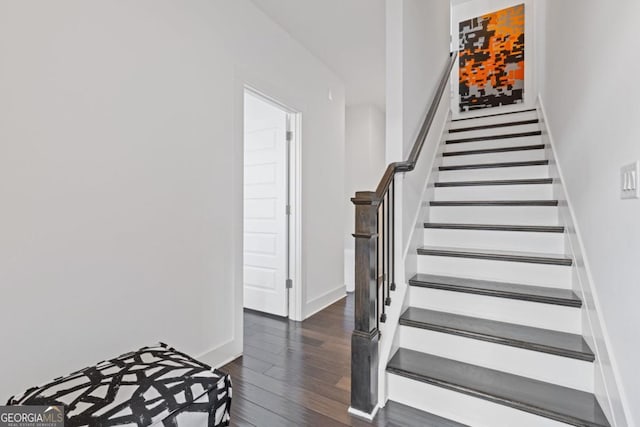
(621, 161), (640, 199)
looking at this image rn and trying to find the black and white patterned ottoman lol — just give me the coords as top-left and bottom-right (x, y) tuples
(7, 343), (232, 426)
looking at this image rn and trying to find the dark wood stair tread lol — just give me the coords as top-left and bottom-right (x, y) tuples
(443, 144), (545, 157)
(430, 200), (558, 207)
(387, 349), (610, 427)
(417, 246), (573, 266)
(439, 160), (549, 171)
(451, 108), (537, 122)
(424, 223), (564, 233)
(409, 273), (580, 307)
(449, 119), (539, 133)
(382, 401), (470, 427)
(435, 178), (552, 187)
(400, 307), (592, 361)
(446, 130), (542, 144)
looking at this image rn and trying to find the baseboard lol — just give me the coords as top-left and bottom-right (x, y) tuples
(348, 405), (380, 421)
(304, 285), (346, 319)
(196, 339), (242, 370)
(537, 95), (631, 427)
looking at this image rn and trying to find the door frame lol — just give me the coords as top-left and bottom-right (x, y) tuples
(242, 86), (303, 321)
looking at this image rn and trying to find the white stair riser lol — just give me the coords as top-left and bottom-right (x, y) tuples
(447, 123), (540, 140)
(429, 206), (559, 226)
(423, 228), (565, 253)
(438, 165), (550, 182)
(444, 135), (542, 153)
(399, 326), (593, 392)
(387, 374), (571, 427)
(434, 184), (553, 201)
(417, 255), (572, 289)
(408, 286), (580, 333)
(442, 149), (546, 166)
(450, 111), (539, 130)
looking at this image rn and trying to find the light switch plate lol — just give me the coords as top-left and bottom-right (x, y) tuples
(621, 161), (640, 199)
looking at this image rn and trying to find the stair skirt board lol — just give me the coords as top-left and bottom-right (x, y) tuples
(387, 374), (602, 427)
(398, 325), (593, 392)
(429, 205), (559, 226)
(423, 228), (565, 254)
(433, 184), (553, 201)
(408, 286), (581, 334)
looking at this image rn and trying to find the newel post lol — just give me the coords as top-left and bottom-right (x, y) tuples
(350, 191), (380, 416)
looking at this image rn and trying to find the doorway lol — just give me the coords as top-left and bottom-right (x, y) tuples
(243, 89), (299, 318)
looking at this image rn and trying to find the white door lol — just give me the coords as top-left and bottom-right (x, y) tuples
(243, 92), (289, 316)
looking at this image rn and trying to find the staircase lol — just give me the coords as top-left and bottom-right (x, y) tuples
(385, 109), (611, 427)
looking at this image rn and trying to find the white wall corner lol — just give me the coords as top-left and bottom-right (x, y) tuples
(537, 95), (634, 427)
(304, 285), (346, 320)
(197, 339), (242, 370)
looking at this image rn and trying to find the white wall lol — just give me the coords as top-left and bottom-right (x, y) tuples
(0, 0), (345, 399)
(451, 0), (537, 119)
(386, 0), (451, 255)
(386, 0), (452, 163)
(344, 105), (386, 292)
(539, 1), (640, 424)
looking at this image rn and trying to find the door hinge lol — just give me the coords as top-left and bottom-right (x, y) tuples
(286, 279), (293, 289)
(286, 130), (294, 141)
(286, 205), (291, 215)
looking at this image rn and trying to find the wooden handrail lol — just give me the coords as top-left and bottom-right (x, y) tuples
(349, 52), (457, 417)
(371, 52), (457, 199)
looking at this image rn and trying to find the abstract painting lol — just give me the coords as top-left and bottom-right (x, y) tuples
(459, 4), (525, 112)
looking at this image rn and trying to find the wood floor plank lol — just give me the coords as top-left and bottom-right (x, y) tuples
(264, 363), (343, 385)
(234, 354), (273, 374)
(232, 379), (347, 427)
(335, 375), (351, 391)
(226, 362), (351, 406)
(222, 296), (463, 426)
(229, 396), (297, 427)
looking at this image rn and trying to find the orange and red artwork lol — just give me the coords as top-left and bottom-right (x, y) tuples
(459, 4), (525, 112)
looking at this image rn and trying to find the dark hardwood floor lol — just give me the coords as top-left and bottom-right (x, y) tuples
(221, 295), (464, 427)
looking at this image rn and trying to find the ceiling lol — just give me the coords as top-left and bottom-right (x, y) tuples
(250, 0), (386, 109)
